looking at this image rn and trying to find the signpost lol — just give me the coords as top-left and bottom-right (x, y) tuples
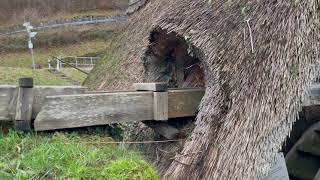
(23, 22), (37, 70)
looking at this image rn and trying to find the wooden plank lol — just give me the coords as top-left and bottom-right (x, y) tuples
(0, 85), (87, 121)
(32, 86), (87, 119)
(133, 82), (167, 92)
(34, 88), (205, 131)
(0, 85), (17, 121)
(15, 78), (34, 131)
(168, 89), (205, 118)
(34, 92), (154, 131)
(143, 121), (179, 139)
(153, 92), (168, 120)
(8, 87), (18, 121)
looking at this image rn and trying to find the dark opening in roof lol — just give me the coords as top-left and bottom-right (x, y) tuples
(143, 29), (206, 88)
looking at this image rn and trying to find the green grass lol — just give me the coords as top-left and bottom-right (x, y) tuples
(0, 9), (124, 28)
(0, 67), (71, 85)
(61, 68), (88, 84)
(0, 28), (117, 54)
(0, 40), (107, 68)
(0, 130), (159, 179)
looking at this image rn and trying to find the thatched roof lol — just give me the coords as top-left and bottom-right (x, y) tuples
(126, 0), (149, 15)
(86, 0), (320, 179)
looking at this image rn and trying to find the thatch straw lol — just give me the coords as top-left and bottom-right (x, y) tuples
(86, 0), (320, 179)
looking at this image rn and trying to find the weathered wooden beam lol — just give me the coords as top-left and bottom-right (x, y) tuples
(133, 82), (167, 92)
(143, 121), (180, 139)
(34, 88), (205, 131)
(136, 83), (174, 138)
(34, 92), (154, 131)
(0, 85), (87, 121)
(153, 92), (168, 121)
(168, 88), (205, 118)
(0, 85), (18, 121)
(32, 86), (87, 119)
(15, 78), (34, 131)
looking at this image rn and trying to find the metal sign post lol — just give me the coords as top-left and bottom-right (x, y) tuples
(23, 22), (37, 70)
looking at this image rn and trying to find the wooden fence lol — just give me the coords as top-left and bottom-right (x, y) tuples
(0, 78), (204, 139)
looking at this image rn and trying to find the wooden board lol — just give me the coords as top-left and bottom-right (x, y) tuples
(133, 83), (167, 92)
(34, 92), (154, 131)
(34, 89), (205, 131)
(153, 92), (168, 120)
(32, 86), (87, 119)
(15, 82), (34, 131)
(15, 88), (33, 121)
(168, 89), (205, 118)
(0, 86), (18, 121)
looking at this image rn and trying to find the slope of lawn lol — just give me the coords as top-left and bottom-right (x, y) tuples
(0, 130), (159, 179)
(0, 67), (71, 85)
(0, 40), (107, 68)
(61, 68), (88, 84)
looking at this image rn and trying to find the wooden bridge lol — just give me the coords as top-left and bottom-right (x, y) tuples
(0, 78), (203, 139)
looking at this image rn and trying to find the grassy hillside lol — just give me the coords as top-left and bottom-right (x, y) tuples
(0, 67), (72, 85)
(61, 68), (88, 84)
(0, 40), (107, 68)
(0, 130), (158, 179)
(0, 0), (127, 26)
(0, 26), (118, 54)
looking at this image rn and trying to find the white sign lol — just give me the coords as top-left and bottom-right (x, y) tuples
(263, 153), (290, 180)
(28, 41), (33, 49)
(29, 32), (37, 38)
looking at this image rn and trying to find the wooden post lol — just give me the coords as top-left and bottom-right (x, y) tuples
(56, 58), (60, 70)
(134, 82), (179, 139)
(153, 92), (168, 121)
(15, 78), (34, 131)
(90, 57), (93, 67)
(133, 82), (168, 120)
(75, 56), (78, 68)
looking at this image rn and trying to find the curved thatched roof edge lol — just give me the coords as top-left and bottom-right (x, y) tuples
(86, 0), (320, 179)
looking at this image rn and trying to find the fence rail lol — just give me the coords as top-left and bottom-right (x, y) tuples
(49, 56), (101, 72)
(0, 15), (127, 36)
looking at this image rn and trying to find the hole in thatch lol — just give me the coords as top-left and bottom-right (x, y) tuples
(143, 29), (206, 88)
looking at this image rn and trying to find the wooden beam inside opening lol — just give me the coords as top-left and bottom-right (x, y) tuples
(168, 88), (204, 118)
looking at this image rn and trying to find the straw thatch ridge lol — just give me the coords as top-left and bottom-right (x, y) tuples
(86, 0), (320, 179)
